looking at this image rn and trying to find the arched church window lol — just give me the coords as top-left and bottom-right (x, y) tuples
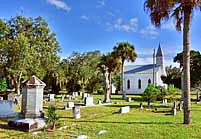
(127, 80), (130, 89)
(148, 79), (151, 84)
(138, 79), (141, 89)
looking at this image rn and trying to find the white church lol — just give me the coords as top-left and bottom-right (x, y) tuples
(123, 44), (167, 94)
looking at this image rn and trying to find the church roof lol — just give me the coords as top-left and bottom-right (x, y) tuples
(124, 64), (160, 74)
(156, 44), (163, 57)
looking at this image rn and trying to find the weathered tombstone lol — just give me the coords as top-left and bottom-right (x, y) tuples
(67, 102), (74, 108)
(66, 95), (70, 100)
(61, 95), (65, 102)
(127, 97), (132, 102)
(72, 95), (76, 100)
(119, 106), (130, 114)
(7, 94), (21, 105)
(164, 99), (168, 105)
(73, 92), (78, 97)
(140, 103), (143, 110)
(72, 106), (80, 119)
(82, 93), (88, 99)
(0, 97), (3, 100)
(197, 91), (201, 102)
(84, 97), (94, 106)
(98, 99), (102, 105)
(0, 100), (15, 117)
(8, 75), (47, 132)
(173, 108), (176, 116)
(178, 101), (183, 111)
(48, 94), (55, 102)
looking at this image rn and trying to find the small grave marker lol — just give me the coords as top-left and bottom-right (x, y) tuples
(119, 106), (130, 114)
(72, 106), (80, 119)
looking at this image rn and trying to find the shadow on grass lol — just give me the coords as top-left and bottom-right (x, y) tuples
(76, 120), (175, 125)
(105, 104), (170, 109)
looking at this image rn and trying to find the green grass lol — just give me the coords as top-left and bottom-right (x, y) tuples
(1, 94), (201, 139)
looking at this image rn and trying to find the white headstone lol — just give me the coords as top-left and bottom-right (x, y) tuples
(67, 102), (74, 108)
(49, 94), (55, 102)
(98, 99), (102, 105)
(119, 106), (130, 114)
(61, 95), (65, 102)
(173, 108), (176, 116)
(127, 97), (132, 102)
(82, 93), (88, 99)
(72, 106), (80, 119)
(0, 97), (3, 100)
(84, 97), (94, 106)
(140, 103), (143, 110)
(0, 100), (14, 117)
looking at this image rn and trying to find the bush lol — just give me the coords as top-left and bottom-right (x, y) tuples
(167, 84), (181, 101)
(47, 105), (59, 125)
(0, 78), (7, 92)
(142, 84), (160, 107)
(97, 89), (104, 94)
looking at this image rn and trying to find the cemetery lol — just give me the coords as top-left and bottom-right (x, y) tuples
(1, 0), (201, 139)
(0, 83), (201, 138)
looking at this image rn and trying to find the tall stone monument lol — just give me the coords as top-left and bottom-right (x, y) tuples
(8, 75), (47, 132)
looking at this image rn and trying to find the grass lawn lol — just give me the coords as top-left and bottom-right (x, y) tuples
(0, 94), (201, 139)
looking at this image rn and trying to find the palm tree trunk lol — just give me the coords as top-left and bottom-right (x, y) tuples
(121, 60), (126, 100)
(183, 8), (192, 124)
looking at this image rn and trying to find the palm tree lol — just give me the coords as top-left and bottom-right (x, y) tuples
(97, 53), (121, 103)
(113, 42), (137, 100)
(144, 0), (201, 124)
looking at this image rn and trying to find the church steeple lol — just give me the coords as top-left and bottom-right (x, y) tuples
(156, 43), (164, 66)
(156, 43), (163, 57)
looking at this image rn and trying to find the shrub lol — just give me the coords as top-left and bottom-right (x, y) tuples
(0, 78), (7, 92)
(142, 84), (160, 108)
(47, 105), (59, 125)
(97, 89), (104, 94)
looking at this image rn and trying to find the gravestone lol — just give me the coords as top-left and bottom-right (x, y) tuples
(197, 91), (201, 102)
(84, 97), (94, 106)
(0, 97), (3, 100)
(98, 99), (102, 105)
(48, 94), (55, 102)
(61, 95), (65, 102)
(173, 108), (176, 116)
(127, 97), (132, 102)
(82, 93), (88, 99)
(164, 99), (168, 105)
(8, 75), (47, 132)
(72, 106), (80, 119)
(8, 94), (21, 105)
(178, 101), (183, 111)
(0, 100), (15, 117)
(73, 92), (78, 97)
(119, 106), (130, 114)
(67, 102), (74, 108)
(140, 103), (143, 110)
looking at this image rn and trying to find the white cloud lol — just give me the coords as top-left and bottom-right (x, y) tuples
(46, 0), (71, 12)
(97, 0), (105, 7)
(139, 24), (158, 39)
(80, 15), (89, 20)
(106, 17), (138, 32)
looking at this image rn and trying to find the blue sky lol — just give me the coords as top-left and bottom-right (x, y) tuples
(0, 0), (201, 67)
